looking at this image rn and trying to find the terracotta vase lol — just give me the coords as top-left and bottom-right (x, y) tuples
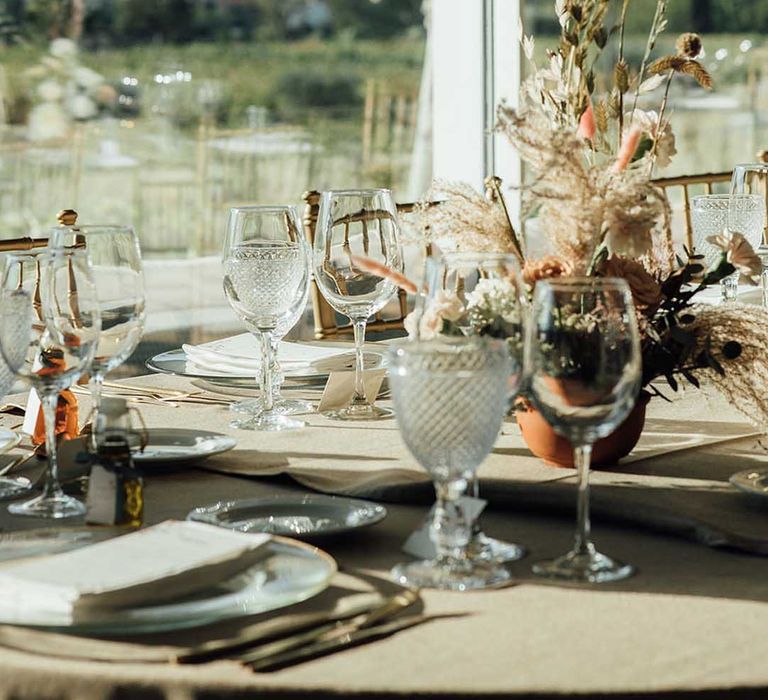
(516, 391), (651, 468)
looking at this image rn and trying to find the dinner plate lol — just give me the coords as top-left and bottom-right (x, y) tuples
(187, 494), (388, 537)
(0, 536), (336, 634)
(730, 469), (768, 499)
(131, 428), (237, 464)
(146, 347), (386, 385)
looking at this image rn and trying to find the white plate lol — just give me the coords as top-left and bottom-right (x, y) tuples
(730, 469), (768, 498)
(188, 494), (388, 537)
(0, 536), (336, 634)
(146, 347), (386, 384)
(131, 428), (237, 464)
(0, 429), (21, 457)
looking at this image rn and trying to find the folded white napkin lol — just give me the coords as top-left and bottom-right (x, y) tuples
(182, 335), (375, 376)
(0, 521), (270, 624)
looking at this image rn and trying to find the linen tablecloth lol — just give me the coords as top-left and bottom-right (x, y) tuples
(0, 376), (767, 699)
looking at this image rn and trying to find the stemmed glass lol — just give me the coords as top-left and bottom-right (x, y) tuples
(0, 293), (34, 500)
(48, 225), (145, 441)
(731, 164), (768, 303)
(222, 206), (310, 432)
(313, 189), (404, 421)
(0, 250), (101, 518)
(524, 278), (640, 583)
(389, 337), (513, 590)
(421, 252), (526, 563)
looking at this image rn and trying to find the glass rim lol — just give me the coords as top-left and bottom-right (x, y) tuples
(734, 162), (768, 171)
(692, 193), (763, 203)
(321, 188), (392, 198)
(49, 224), (135, 233)
(228, 204), (299, 215)
(3, 248), (89, 263)
(388, 336), (509, 356)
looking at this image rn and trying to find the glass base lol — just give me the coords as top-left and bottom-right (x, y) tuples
(230, 397), (314, 416)
(230, 413), (306, 432)
(0, 477), (32, 500)
(324, 403), (393, 421)
(391, 558), (512, 591)
(469, 531), (526, 563)
(532, 547), (634, 584)
(9, 492), (86, 519)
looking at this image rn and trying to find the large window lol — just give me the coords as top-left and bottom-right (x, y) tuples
(0, 0), (430, 372)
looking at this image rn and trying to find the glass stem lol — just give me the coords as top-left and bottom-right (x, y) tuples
(351, 318), (368, 406)
(259, 331), (275, 414)
(468, 475), (481, 536)
(430, 478), (471, 569)
(88, 372), (104, 451)
(270, 337), (283, 400)
(573, 443), (594, 555)
(40, 390), (64, 500)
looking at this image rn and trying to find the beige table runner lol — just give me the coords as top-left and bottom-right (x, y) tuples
(11, 374), (764, 556)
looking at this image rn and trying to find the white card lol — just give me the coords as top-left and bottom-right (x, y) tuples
(402, 496), (487, 559)
(317, 369), (386, 413)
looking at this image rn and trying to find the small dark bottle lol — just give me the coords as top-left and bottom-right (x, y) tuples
(85, 398), (143, 527)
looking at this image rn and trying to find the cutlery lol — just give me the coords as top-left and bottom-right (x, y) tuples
(226, 588), (420, 667)
(248, 613), (441, 672)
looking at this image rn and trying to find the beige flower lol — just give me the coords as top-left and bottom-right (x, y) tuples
(623, 110), (677, 169)
(601, 256), (663, 309)
(706, 230), (762, 283)
(404, 291), (465, 340)
(604, 204), (656, 258)
(522, 256), (572, 287)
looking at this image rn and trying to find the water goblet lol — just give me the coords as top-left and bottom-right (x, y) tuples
(313, 189), (404, 421)
(222, 206), (310, 432)
(731, 163), (768, 252)
(421, 251), (526, 563)
(389, 337), (513, 590)
(0, 250), (101, 518)
(525, 278), (641, 583)
(48, 225), (145, 441)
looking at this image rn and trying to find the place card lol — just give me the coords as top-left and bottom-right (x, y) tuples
(402, 497), (487, 559)
(317, 369), (386, 413)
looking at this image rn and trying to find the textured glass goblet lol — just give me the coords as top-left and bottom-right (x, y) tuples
(389, 337), (512, 591)
(422, 252), (526, 564)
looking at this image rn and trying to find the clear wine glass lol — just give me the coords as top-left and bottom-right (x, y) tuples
(731, 165), (768, 304)
(525, 278), (641, 583)
(313, 189), (404, 421)
(222, 205), (310, 432)
(229, 288), (313, 417)
(48, 225), (145, 442)
(0, 250), (101, 518)
(0, 292), (34, 500)
(389, 337), (513, 590)
(421, 252), (526, 563)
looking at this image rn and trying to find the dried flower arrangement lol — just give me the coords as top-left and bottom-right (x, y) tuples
(410, 0), (768, 424)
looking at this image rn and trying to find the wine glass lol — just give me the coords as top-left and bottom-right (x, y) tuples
(229, 287), (313, 417)
(731, 165), (768, 304)
(0, 292), (34, 500)
(0, 250), (101, 518)
(313, 189), (404, 421)
(222, 206), (310, 432)
(48, 225), (145, 441)
(421, 251), (526, 563)
(389, 336), (513, 590)
(524, 278), (640, 583)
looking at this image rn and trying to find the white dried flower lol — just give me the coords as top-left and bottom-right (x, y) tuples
(27, 102), (69, 142)
(68, 94), (97, 120)
(624, 110), (677, 169)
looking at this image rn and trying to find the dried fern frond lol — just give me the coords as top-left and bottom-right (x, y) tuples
(647, 56), (712, 89)
(686, 303), (768, 426)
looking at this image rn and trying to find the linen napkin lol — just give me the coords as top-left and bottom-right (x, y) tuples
(182, 335), (375, 376)
(0, 521), (270, 624)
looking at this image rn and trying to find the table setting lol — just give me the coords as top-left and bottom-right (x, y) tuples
(3, 5), (768, 699)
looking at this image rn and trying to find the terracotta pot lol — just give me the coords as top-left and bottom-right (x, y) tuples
(516, 391), (651, 468)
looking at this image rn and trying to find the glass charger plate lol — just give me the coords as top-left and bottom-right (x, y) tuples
(0, 537), (336, 634)
(0, 527), (126, 563)
(187, 494), (388, 537)
(145, 347), (386, 385)
(730, 469), (768, 498)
